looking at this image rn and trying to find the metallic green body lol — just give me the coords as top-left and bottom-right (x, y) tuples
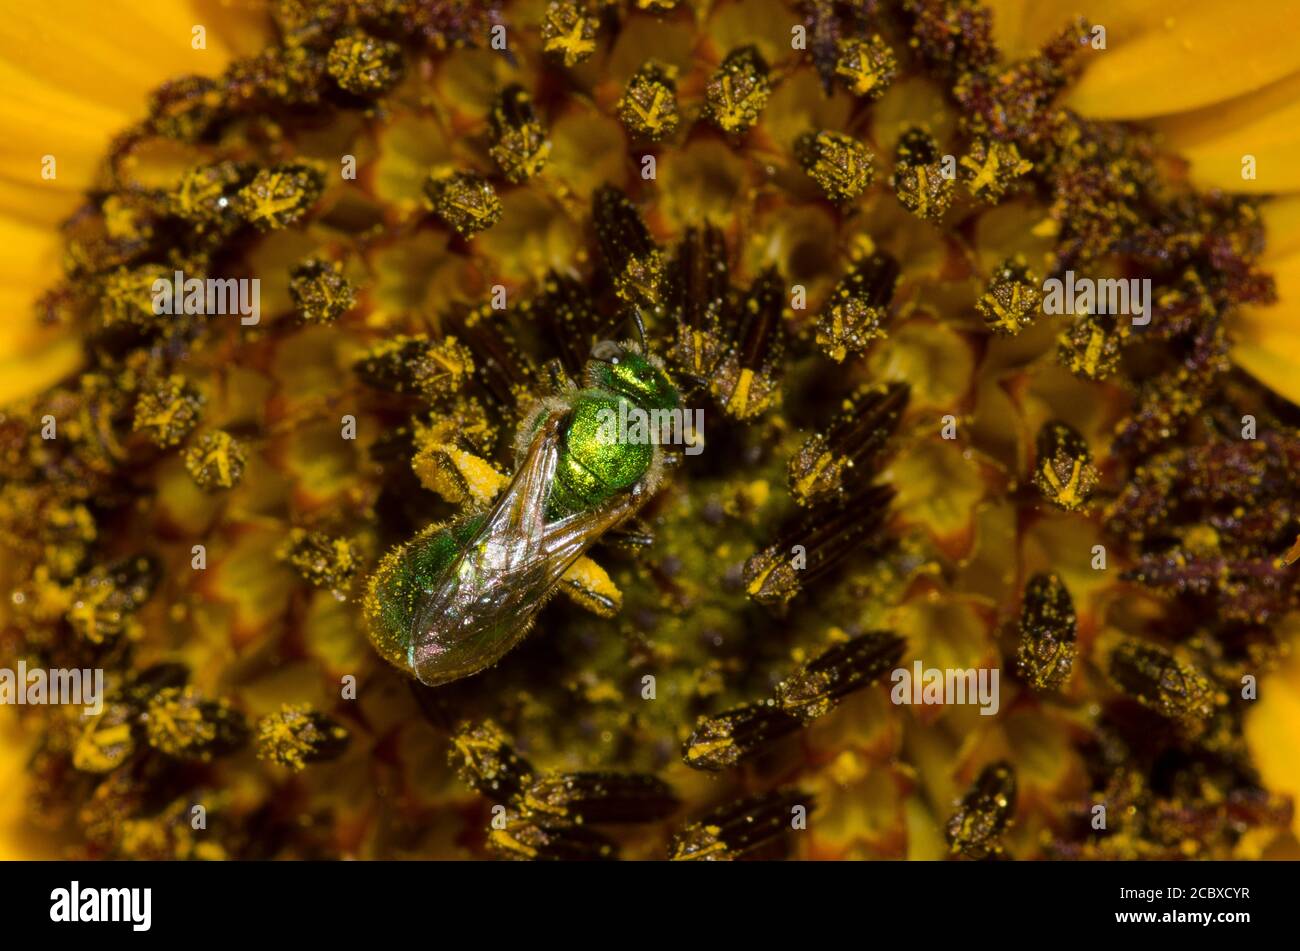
(546, 392), (651, 518)
(366, 514), (487, 669)
(542, 350), (681, 519)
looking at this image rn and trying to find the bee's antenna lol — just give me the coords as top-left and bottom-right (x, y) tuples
(630, 307), (649, 353)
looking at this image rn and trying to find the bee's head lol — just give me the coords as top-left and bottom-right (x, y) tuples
(587, 340), (679, 412)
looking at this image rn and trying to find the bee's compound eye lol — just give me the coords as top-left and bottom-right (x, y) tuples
(591, 339), (623, 364)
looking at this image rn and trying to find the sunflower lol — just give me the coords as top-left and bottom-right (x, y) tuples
(1, 0), (1298, 861)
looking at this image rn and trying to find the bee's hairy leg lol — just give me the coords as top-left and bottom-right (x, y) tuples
(560, 556), (622, 617)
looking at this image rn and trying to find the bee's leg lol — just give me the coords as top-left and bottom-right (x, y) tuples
(413, 439), (508, 507)
(560, 556), (622, 617)
(538, 358), (576, 397)
(603, 519), (655, 553)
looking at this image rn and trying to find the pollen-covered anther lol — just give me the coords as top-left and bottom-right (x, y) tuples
(489, 85), (551, 182)
(0, 491), (97, 583)
(170, 160), (253, 232)
(65, 576), (131, 641)
(268, 0), (347, 46)
(256, 703), (351, 771)
(66, 556), (157, 646)
(743, 543), (802, 609)
(976, 258), (1042, 335)
(1031, 420), (1098, 511)
(226, 42), (329, 107)
(101, 195), (153, 245)
(428, 396), (497, 454)
(833, 35), (898, 101)
(1058, 314), (1125, 381)
(593, 186), (665, 308)
(448, 720), (536, 799)
(423, 168), (503, 237)
(183, 430), (247, 491)
(522, 270), (609, 378)
(326, 30), (403, 96)
(891, 128), (954, 222)
(796, 130), (875, 204)
(774, 630), (906, 723)
(670, 790), (812, 861)
(713, 269), (785, 420)
(411, 419), (508, 507)
(289, 257), (355, 324)
(787, 432), (844, 508)
(147, 75), (224, 141)
(73, 702), (136, 773)
(353, 334), (477, 403)
(745, 483), (893, 608)
(946, 762), (1017, 860)
(617, 62), (680, 142)
(541, 1), (599, 67)
(960, 138), (1033, 204)
(951, 19), (1088, 147)
(280, 529), (361, 591)
(132, 375), (203, 448)
(488, 809), (618, 861)
(682, 702), (802, 771)
(1108, 640), (1223, 728)
(705, 46), (771, 134)
(519, 772), (678, 825)
(664, 224), (729, 380)
(788, 381), (908, 506)
(142, 686), (248, 761)
(234, 161), (325, 231)
(418, 336), (477, 400)
(815, 252), (898, 362)
(101, 265), (174, 329)
(1015, 573), (1077, 691)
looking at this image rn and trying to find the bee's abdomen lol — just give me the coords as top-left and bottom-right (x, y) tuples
(362, 515), (485, 672)
(549, 395), (652, 518)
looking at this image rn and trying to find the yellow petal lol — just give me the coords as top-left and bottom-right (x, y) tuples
(0, 1), (270, 403)
(987, 1), (1197, 66)
(0, 2), (270, 224)
(0, 216), (84, 401)
(1150, 70), (1300, 194)
(983, 2), (1300, 192)
(1232, 196), (1300, 401)
(1243, 623), (1300, 837)
(1064, 0), (1300, 120)
(0, 709), (55, 858)
(983, 0), (1086, 62)
(1255, 193), (1300, 261)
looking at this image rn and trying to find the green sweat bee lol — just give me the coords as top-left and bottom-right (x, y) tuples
(363, 336), (682, 686)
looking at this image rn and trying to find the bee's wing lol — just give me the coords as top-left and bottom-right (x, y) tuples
(408, 410), (563, 684)
(473, 410), (564, 559)
(531, 484), (647, 589)
(408, 411), (647, 686)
